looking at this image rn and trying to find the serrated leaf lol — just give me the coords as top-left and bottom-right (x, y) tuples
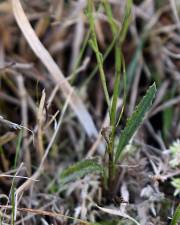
(60, 159), (103, 186)
(115, 83), (157, 162)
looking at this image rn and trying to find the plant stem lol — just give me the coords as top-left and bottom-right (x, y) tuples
(107, 127), (116, 194)
(87, 0), (110, 109)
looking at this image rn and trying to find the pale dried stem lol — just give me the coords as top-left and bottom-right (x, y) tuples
(150, 96), (180, 117)
(16, 75), (31, 174)
(11, 0), (99, 140)
(69, 12), (84, 74)
(37, 89), (46, 161)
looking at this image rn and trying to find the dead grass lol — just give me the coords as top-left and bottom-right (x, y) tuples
(0, 0), (179, 224)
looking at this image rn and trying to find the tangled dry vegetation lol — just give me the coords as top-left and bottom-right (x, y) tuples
(0, 0), (180, 224)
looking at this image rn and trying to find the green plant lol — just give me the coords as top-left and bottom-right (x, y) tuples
(169, 139), (180, 197)
(59, 0), (156, 200)
(171, 179), (180, 196)
(170, 204), (180, 225)
(169, 139), (180, 168)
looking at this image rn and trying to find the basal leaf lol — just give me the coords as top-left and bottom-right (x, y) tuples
(60, 159), (103, 186)
(115, 83), (157, 163)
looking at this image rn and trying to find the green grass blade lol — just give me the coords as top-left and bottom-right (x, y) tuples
(113, 0), (132, 125)
(83, 30), (120, 87)
(87, 0), (110, 109)
(104, 0), (132, 40)
(110, 47), (122, 126)
(116, 55), (127, 126)
(102, 0), (132, 127)
(115, 83), (157, 163)
(60, 159), (103, 186)
(69, 30), (90, 83)
(103, 0), (117, 35)
(119, 0), (132, 44)
(170, 204), (180, 225)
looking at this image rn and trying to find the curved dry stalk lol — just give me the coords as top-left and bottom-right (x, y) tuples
(11, 0), (98, 139)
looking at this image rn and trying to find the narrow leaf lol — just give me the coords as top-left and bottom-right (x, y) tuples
(60, 159), (103, 186)
(119, 0), (132, 44)
(116, 55), (127, 126)
(115, 83), (157, 162)
(84, 31), (120, 86)
(106, 0), (132, 126)
(87, 0), (110, 108)
(170, 204), (180, 225)
(103, 0), (117, 35)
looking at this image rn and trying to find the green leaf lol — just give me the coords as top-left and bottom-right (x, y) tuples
(60, 159), (103, 186)
(119, 0), (132, 44)
(84, 31), (120, 87)
(115, 83), (157, 163)
(104, 0), (132, 127)
(171, 178), (180, 196)
(170, 204), (180, 225)
(110, 46), (122, 127)
(116, 54), (127, 126)
(87, 0), (110, 108)
(103, 0), (117, 35)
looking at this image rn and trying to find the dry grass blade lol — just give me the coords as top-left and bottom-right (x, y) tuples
(37, 89), (46, 160)
(96, 204), (140, 225)
(16, 75), (31, 174)
(150, 96), (180, 117)
(0, 205), (91, 225)
(11, 0), (98, 139)
(0, 132), (16, 145)
(13, 91), (72, 221)
(0, 174), (39, 181)
(0, 115), (33, 134)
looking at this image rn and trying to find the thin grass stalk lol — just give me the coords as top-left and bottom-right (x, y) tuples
(87, 0), (110, 109)
(83, 30), (120, 86)
(70, 30), (90, 83)
(116, 55), (127, 126)
(103, 0), (132, 191)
